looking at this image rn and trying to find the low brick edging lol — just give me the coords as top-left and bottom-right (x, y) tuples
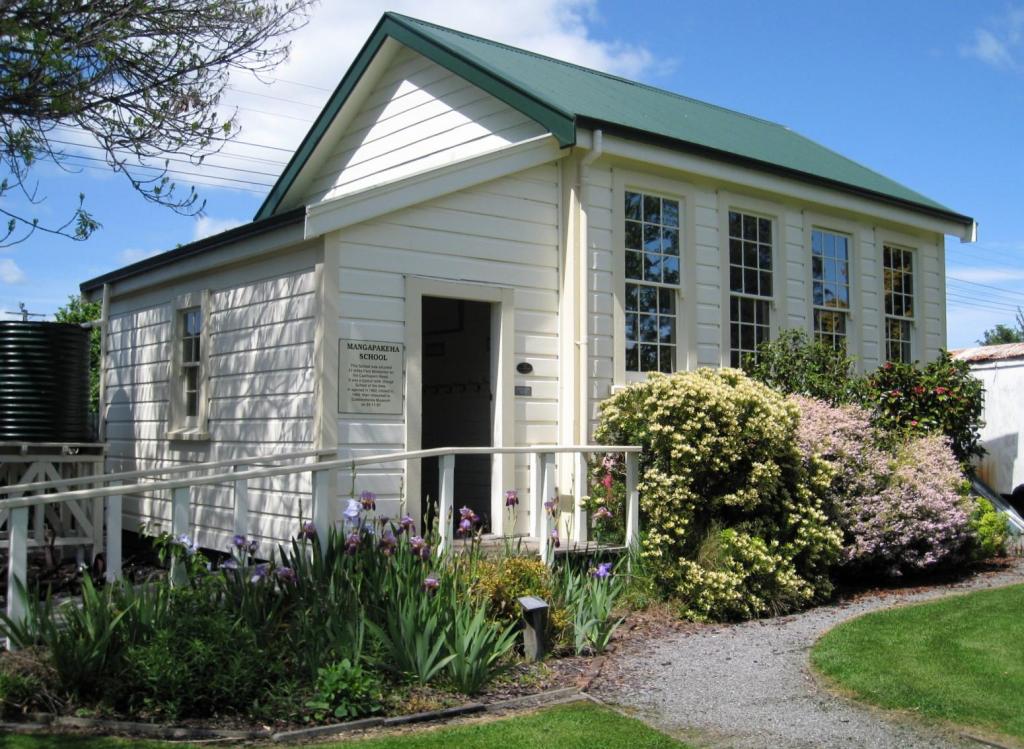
(0, 686), (587, 744)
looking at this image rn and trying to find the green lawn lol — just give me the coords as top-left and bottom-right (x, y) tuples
(812, 583), (1024, 742)
(0, 702), (688, 749)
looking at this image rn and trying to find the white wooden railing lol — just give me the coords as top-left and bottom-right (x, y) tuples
(0, 444), (640, 624)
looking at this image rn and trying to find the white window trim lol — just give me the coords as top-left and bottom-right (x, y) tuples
(877, 227), (925, 364)
(611, 169), (696, 385)
(718, 192), (785, 368)
(802, 212), (863, 366)
(168, 289), (211, 441)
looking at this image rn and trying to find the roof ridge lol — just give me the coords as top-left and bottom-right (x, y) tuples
(385, 11), (789, 130)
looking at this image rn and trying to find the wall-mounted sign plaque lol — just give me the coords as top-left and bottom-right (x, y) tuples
(339, 339), (404, 415)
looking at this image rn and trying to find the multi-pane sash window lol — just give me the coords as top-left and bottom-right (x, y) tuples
(728, 210), (773, 367)
(883, 245), (914, 363)
(180, 307), (202, 419)
(625, 190), (680, 372)
(811, 229), (851, 350)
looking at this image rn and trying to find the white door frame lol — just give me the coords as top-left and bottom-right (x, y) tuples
(404, 276), (515, 535)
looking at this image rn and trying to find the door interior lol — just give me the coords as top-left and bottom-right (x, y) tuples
(420, 296), (493, 532)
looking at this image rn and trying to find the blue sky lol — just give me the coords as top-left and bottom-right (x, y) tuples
(2, 0), (1022, 348)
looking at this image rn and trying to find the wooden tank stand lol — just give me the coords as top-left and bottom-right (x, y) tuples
(0, 442), (107, 563)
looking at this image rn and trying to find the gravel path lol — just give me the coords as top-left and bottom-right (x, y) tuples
(593, 560), (1024, 749)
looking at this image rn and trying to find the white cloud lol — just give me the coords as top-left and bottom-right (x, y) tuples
(961, 8), (1024, 70)
(0, 258), (25, 284)
(194, 215), (244, 240)
(119, 248), (161, 264)
(194, 1), (660, 190)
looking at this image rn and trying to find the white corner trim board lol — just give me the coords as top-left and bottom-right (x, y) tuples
(304, 134), (566, 239)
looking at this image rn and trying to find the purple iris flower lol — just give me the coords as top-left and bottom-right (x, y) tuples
(345, 531), (361, 555)
(231, 534), (247, 550)
(174, 533), (197, 556)
(409, 535), (430, 561)
(592, 562), (613, 579)
(247, 538), (259, 556)
(550, 528), (560, 549)
(544, 498), (558, 515)
(220, 557), (239, 571)
(457, 518), (473, 537)
(360, 490), (376, 511)
(343, 499), (361, 523)
(398, 514), (416, 534)
(379, 528), (398, 556)
(459, 506), (478, 522)
(593, 506), (613, 521)
(422, 574), (440, 593)
(250, 563), (269, 583)
(299, 521), (317, 541)
(504, 489), (519, 508)
(275, 566), (297, 584)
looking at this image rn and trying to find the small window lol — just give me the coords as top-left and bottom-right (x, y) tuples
(624, 190), (680, 373)
(883, 245), (914, 363)
(728, 210), (773, 367)
(180, 307), (202, 419)
(811, 229), (851, 351)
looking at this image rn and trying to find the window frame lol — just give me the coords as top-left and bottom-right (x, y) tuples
(881, 241), (917, 364)
(809, 226), (854, 352)
(802, 212), (862, 364)
(718, 193), (784, 369)
(612, 170), (695, 385)
(872, 228), (929, 368)
(168, 289), (211, 440)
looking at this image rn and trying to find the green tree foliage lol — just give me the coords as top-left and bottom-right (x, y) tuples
(978, 307), (1024, 345)
(53, 295), (100, 413)
(0, 0), (314, 246)
(746, 330), (985, 468)
(742, 328), (861, 405)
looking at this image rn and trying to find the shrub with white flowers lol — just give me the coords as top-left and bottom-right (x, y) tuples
(595, 368), (841, 621)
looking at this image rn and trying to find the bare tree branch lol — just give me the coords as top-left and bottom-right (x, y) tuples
(0, 0), (316, 246)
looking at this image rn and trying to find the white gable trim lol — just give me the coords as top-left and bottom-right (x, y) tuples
(304, 133), (565, 238)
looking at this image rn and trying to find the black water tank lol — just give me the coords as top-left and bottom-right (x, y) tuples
(0, 321), (92, 442)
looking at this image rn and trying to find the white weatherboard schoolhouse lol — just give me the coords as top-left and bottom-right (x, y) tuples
(80, 13), (976, 552)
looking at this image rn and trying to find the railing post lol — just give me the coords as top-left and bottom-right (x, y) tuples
(233, 466), (249, 541)
(170, 486), (189, 586)
(106, 481), (123, 583)
(573, 452), (588, 546)
(438, 454), (454, 553)
(529, 452), (542, 542)
(625, 452), (640, 548)
(311, 466), (331, 557)
(6, 505), (28, 632)
(540, 453), (555, 565)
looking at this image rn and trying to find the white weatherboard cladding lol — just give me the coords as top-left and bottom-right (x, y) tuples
(103, 253), (318, 552)
(332, 163), (561, 520)
(302, 45), (546, 206)
(583, 161), (947, 435)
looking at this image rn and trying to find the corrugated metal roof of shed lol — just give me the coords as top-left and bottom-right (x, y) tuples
(952, 343), (1024, 363)
(391, 13), (961, 217)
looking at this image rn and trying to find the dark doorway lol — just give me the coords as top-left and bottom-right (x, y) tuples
(420, 297), (493, 533)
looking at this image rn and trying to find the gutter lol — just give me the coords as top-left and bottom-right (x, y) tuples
(577, 129), (603, 445)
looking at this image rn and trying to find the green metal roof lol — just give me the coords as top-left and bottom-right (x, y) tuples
(256, 12), (972, 227)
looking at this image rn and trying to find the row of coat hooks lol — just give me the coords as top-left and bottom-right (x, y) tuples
(423, 380), (490, 395)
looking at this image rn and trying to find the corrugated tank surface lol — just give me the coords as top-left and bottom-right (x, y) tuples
(0, 321), (91, 441)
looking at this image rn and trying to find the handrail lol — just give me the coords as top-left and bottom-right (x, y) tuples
(3, 443), (642, 630)
(1, 447), (335, 496)
(0, 445), (641, 510)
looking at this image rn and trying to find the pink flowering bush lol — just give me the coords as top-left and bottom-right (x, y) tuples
(791, 395), (975, 577)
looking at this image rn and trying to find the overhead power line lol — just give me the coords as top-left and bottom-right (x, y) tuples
(59, 152), (275, 188)
(47, 139), (282, 179)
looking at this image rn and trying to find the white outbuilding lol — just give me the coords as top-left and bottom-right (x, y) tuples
(80, 13), (977, 551)
(953, 343), (1024, 497)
